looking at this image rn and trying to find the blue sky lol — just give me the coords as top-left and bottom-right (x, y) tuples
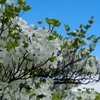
(22, 0), (100, 91)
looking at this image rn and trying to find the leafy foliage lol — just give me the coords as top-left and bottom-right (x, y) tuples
(0, 0), (100, 100)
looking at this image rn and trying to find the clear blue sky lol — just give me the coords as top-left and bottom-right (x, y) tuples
(22, 0), (100, 91)
(22, 0), (100, 57)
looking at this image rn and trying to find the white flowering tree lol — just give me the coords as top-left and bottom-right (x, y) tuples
(0, 0), (100, 100)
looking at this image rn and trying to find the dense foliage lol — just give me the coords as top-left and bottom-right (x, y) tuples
(0, 0), (100, 100)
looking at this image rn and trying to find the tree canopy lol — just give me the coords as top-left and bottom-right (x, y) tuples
(0, 0), (100, 100)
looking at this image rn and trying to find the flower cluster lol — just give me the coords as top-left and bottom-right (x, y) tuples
(0, 0), (100, 100)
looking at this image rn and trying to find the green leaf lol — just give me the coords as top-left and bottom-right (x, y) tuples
(36, 98), (40, 100)
(22, 5), (31, 12)
(93, 38), (98, 43)
(52, 19), (60, 27)
(64, 24), (70, 32)
(52, 93), (61, 100)
(86, 88), (90, 94)
(45, 18), (51, 24)
(8, 32), (20, 40)
(50, 56), (56, 62)
(4, 5), (20, 18)
(91, 16), (94, 19)
(87, 35), (95, 40)
(47, 35), (55, 40)
(88, 20), (94, 24)
(6, 41), (18, 51)
(92, 37), (100, 43)
(14, 6), (21, 13)
(18, 0), (23, 5)
(58, 35), (63, 40)
(79, 23), (83, 28)
(84, 24), (91, 30)
(46, 18), (50, 23)
(70, 32), (76, 36)
(52, 31), (59, 37)
(55, 22), (61, 27)
(23, 41), (28, 48)
(0, 0), (6, 4)
(37, 95), (45, 99)
(37, 21), (42, 25)
(32, 33), (35, 37)
(60, 44), (66, 49)
(77, 96), (82, 100)
(45, 18), (60, 27)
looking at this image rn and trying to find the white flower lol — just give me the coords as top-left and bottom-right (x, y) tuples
(17, 17), (27, 28)
(84, 38), (89, 44)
